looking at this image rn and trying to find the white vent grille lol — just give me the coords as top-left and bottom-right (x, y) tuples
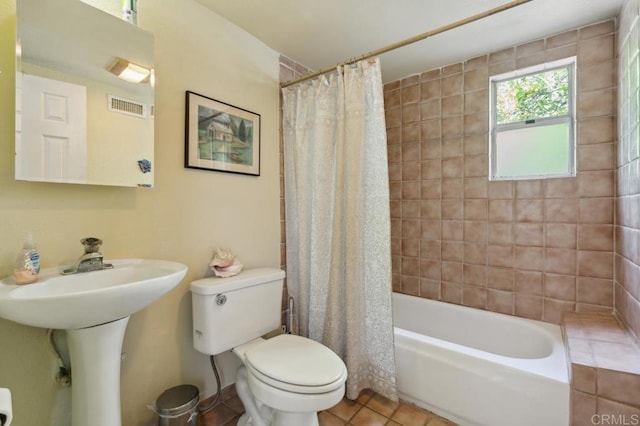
(108, 95), (147, 118)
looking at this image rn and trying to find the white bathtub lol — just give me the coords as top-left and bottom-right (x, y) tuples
(393, 293), (569, 426)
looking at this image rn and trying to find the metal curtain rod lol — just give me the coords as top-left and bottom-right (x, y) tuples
(281, 0), (532, 88)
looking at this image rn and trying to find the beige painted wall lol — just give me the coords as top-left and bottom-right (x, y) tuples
(0, 0), (281, 425)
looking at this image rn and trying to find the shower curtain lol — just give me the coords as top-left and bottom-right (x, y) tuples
(282, 58), (397, 401)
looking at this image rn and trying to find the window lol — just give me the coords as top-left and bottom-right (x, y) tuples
(489, 57), (576, 180)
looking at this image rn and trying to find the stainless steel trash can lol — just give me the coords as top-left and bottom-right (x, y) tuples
(156, 384), (199, 426)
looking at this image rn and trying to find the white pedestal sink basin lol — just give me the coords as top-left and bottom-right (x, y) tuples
(0, 258), (188, 426)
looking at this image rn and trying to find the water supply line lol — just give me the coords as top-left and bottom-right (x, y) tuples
(286, 296), (296, 335)
(197, 355), (222, 414)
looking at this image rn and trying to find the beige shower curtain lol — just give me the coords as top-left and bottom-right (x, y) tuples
(282, 58), (397, 401)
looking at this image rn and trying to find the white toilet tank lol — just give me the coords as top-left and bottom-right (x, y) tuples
(190, 268), (285, 355)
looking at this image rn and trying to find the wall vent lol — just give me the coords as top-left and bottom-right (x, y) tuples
(108, 95), (147, 118)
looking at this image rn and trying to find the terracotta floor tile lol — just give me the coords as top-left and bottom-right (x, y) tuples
(223, 395), (245, 413)
(390, 402), (432, 426)
(365, 393), (399, 417)
(221, 414), (242, 426)
(329, 397), (363, 421)
(319, 410), (349, 425)
(349, 406), (388, 426)
(199, 402), (238, 426)
(356, 388), (376, 405)
(426, 417), (456, 426)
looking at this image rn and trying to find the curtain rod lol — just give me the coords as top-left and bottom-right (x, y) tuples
(281, 0), (532, 88)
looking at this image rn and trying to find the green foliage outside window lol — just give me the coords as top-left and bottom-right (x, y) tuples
(495, 67), (569, 125)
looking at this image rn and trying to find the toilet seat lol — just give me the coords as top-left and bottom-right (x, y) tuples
(244, 334), (347, 394)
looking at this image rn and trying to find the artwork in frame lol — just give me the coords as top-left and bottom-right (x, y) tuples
(185, 91), (260, 176)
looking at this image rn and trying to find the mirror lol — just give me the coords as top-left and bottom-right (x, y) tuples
(16, 0), (154, 187)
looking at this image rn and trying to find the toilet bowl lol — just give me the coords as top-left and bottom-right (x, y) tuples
(190, 268), (347, 426)
(234, 334), (346, 426)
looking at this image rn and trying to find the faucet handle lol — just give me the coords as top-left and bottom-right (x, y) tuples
(80, 237), (103, 254)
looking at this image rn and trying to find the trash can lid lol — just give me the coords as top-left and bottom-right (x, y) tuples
(156, 384), (199, 416)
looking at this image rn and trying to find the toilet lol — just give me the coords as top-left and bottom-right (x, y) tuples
(190, 268), (347, 426)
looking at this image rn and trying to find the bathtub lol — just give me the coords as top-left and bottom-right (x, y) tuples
(393, 293), (569, 426)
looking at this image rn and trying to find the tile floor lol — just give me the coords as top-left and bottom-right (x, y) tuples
(198, 386), (457, 426)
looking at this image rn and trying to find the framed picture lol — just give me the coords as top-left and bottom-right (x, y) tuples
(185, 91), (261, 176)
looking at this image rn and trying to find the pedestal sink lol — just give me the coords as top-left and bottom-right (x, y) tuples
(0, 258), (188, 426)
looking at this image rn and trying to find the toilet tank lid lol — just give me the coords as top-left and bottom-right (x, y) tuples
(190, 267), (285, 295)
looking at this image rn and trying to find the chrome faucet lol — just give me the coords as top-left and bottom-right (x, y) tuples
(62, 237), (114, 275)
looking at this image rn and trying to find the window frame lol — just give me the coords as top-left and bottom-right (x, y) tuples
(488, 57), (577, 181)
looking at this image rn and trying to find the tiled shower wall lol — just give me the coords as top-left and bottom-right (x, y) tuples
(617, 0), (640, 339)
(384, 21), (617, 324)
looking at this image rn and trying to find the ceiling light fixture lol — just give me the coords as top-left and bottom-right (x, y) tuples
(108, 58), (151, 84)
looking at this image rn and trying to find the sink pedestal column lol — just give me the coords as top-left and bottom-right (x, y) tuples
(66, 316), (130, 426)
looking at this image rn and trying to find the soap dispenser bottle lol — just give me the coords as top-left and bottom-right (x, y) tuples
(13, 233), (40, 284)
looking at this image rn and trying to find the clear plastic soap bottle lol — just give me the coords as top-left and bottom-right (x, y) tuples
(13, 233), (40, 284)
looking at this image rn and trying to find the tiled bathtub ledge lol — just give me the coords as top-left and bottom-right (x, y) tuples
(562, 312), (640, 425)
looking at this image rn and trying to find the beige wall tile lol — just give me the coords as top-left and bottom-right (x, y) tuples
(464, 242), (487, 265)
(421, 99), (441, 120)
(578, 116), (615, 145)
(546, 223), (577, 249)
(463, 285), (487, 309)
(515, 270), (543, 295)
(464, 264), (487, 286)
(516, 199), (545, 222)
(488, 222), (513, 245)
(580, 198), (613, 224)
(441, 95), (463, 117)
(442, 138), (463, 158)
(597, 369), (640, 407)
(578, 224), (614, 251)
(402, 103), (420, 124)
(442, 116), (463, 138)
(547, 30), (578, 49)
(578, 34), (615, 66)
(402, 84), (420, 104)
(488, 289), (514, 314)
(441, 73), (463, 96)
(421, 69), (441, 82)
(544, 273), (576, 301)
(488, 267), (514, 290)
(515, 294), (543, 320)
(421, 80), (441, 100)
(570, 390), (596, 426)
(578, 251), (613, 279)
(546, 199), (579, 223)
(402, 75), (420, 87)
(545, 248), (578, 275)
(578, 88), (616, 118)
(515, 223), (544, 246)
(577, 277), (613, 306)
(578, 61), (616, 92)
(578, 143), (615, 171)
(516, 39), (545, 57)
(489, 47), (514, 63)
(464, 68), (489, 92)
(580, 20), (615, 39)
(464, 155), (488, 178)
(464, 177), (488, 198)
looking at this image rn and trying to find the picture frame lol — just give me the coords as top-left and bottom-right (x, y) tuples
(185, 91), (261, 176)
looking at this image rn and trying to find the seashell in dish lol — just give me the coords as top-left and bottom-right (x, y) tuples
(209, 248), (243, 278)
